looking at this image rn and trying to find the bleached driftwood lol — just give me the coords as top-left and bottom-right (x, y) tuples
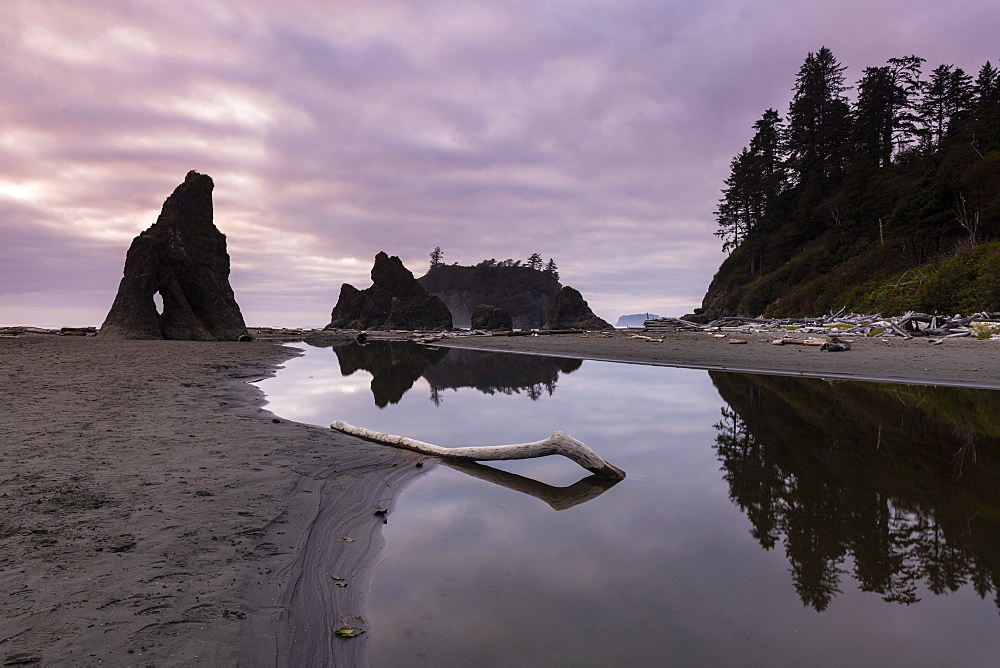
(331, 421), (626, 480)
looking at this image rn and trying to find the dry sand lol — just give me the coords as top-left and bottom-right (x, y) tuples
(438, 329), (1000, 389)
(2, 329), (998, 665)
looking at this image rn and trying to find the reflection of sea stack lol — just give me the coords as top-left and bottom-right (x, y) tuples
(97, 171), (249, 340)
(544, 286), (613, 330)
(332, 341), (449, 407)
(325, 252), (453, 331)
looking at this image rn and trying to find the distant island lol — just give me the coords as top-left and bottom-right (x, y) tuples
(615, 313), (662, 328)
(698, 47), (1000, 320)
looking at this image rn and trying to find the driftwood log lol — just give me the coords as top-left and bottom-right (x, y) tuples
(330, 421), (626, 480)
(647, 310), (1000, 340)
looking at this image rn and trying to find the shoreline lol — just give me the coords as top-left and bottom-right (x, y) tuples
(434, 329), (1000, 389)
(0, 337), (422, 666)
(2, 329), (998, 664)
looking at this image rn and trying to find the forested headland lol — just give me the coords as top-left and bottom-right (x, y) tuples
(699, 47), (1000, 319)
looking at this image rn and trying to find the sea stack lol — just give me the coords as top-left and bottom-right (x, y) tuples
(470, 304), (513, 331)
(544, 286), (613, 330)
(97, 171), (250, 341)
(325, 252), (453, 331)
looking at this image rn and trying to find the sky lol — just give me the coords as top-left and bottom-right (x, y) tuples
(2, 1), (999, 328)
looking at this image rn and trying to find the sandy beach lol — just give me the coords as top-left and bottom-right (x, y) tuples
(2, 330), (999, 665)
(0, 336), (425, 666)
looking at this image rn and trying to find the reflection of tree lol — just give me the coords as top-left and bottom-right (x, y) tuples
(420, 348), (581, 403)
(329, 342), (582, 408)
(711, 372), (1000, 612)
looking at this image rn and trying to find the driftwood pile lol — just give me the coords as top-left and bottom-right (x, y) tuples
(646, 311), (1000, 341)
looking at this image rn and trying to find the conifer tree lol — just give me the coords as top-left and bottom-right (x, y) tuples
(785, 47), (852, 194)
(919, 64), (975, 148)
(974, 61), (1000, 110)
(544, 258), (559, 281)
(853, 56), (924, 166)
(429, 246), (444, 269)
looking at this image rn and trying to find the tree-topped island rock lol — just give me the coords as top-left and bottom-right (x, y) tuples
(544, 286), (613, 330)
(97, 171), (250, 341)
(470, 304), (513, 331)
(325, 252), (453, 331)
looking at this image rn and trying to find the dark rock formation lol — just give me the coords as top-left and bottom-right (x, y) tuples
(325, 252), (452, 331)
(97, 171), (249, 341)
(544, 286), (613, 330)
(419, 264), (561, 329)
(470, 304), (513, 331)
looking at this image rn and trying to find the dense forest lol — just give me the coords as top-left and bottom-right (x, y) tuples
(700, 47), (1000, 319)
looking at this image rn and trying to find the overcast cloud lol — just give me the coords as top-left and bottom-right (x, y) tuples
(2, 0), (998, 326)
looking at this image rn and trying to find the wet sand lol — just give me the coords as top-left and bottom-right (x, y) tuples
(0, 336), (427, 666)
(437, 329), (1000, 389)
(2, 329), (998, 665)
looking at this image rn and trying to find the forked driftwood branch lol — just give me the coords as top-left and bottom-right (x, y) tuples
(330, 421), (626, 480)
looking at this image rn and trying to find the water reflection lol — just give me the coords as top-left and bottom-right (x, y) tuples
(258, 346), (1000, 665)
(329, 341), (448, 407)
(711, 371), (1000, 613)
(322, 340), (581, 407)
(443, 460), (620, 511)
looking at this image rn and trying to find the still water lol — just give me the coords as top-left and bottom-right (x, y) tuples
(258, 341), (1000, 666)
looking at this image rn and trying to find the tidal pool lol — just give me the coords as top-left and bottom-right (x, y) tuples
(258, 341), (1000, 666)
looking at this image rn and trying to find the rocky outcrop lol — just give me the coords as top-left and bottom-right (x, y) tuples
(544, 286), (613, 330)
(97, 171), (249, 341)
(419, 264), (560, 329)
(470, 304), (513, 331)
(326, 252), (452, 331)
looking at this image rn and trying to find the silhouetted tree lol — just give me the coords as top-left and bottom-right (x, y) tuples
(785, 47), (852, 196)
(853, 56), (924, 167)
(919, 64), (975, 149)
(429, 246), (444, 269)
(526, 252), (543, 270)
(544, 258), (559, 281)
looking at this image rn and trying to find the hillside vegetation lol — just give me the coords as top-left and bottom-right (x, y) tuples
(701, 48), (1000, 319)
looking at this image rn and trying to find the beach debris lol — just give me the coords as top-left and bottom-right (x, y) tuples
(728, 339), (748, 344)
(59, 327), (97, 336)
(820, 337), (851, 352)
(628, 334), (663, 342)
(331, 421), (626, 480)
(334, 625), (364, 638)
(645, 310), (1000, 340)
